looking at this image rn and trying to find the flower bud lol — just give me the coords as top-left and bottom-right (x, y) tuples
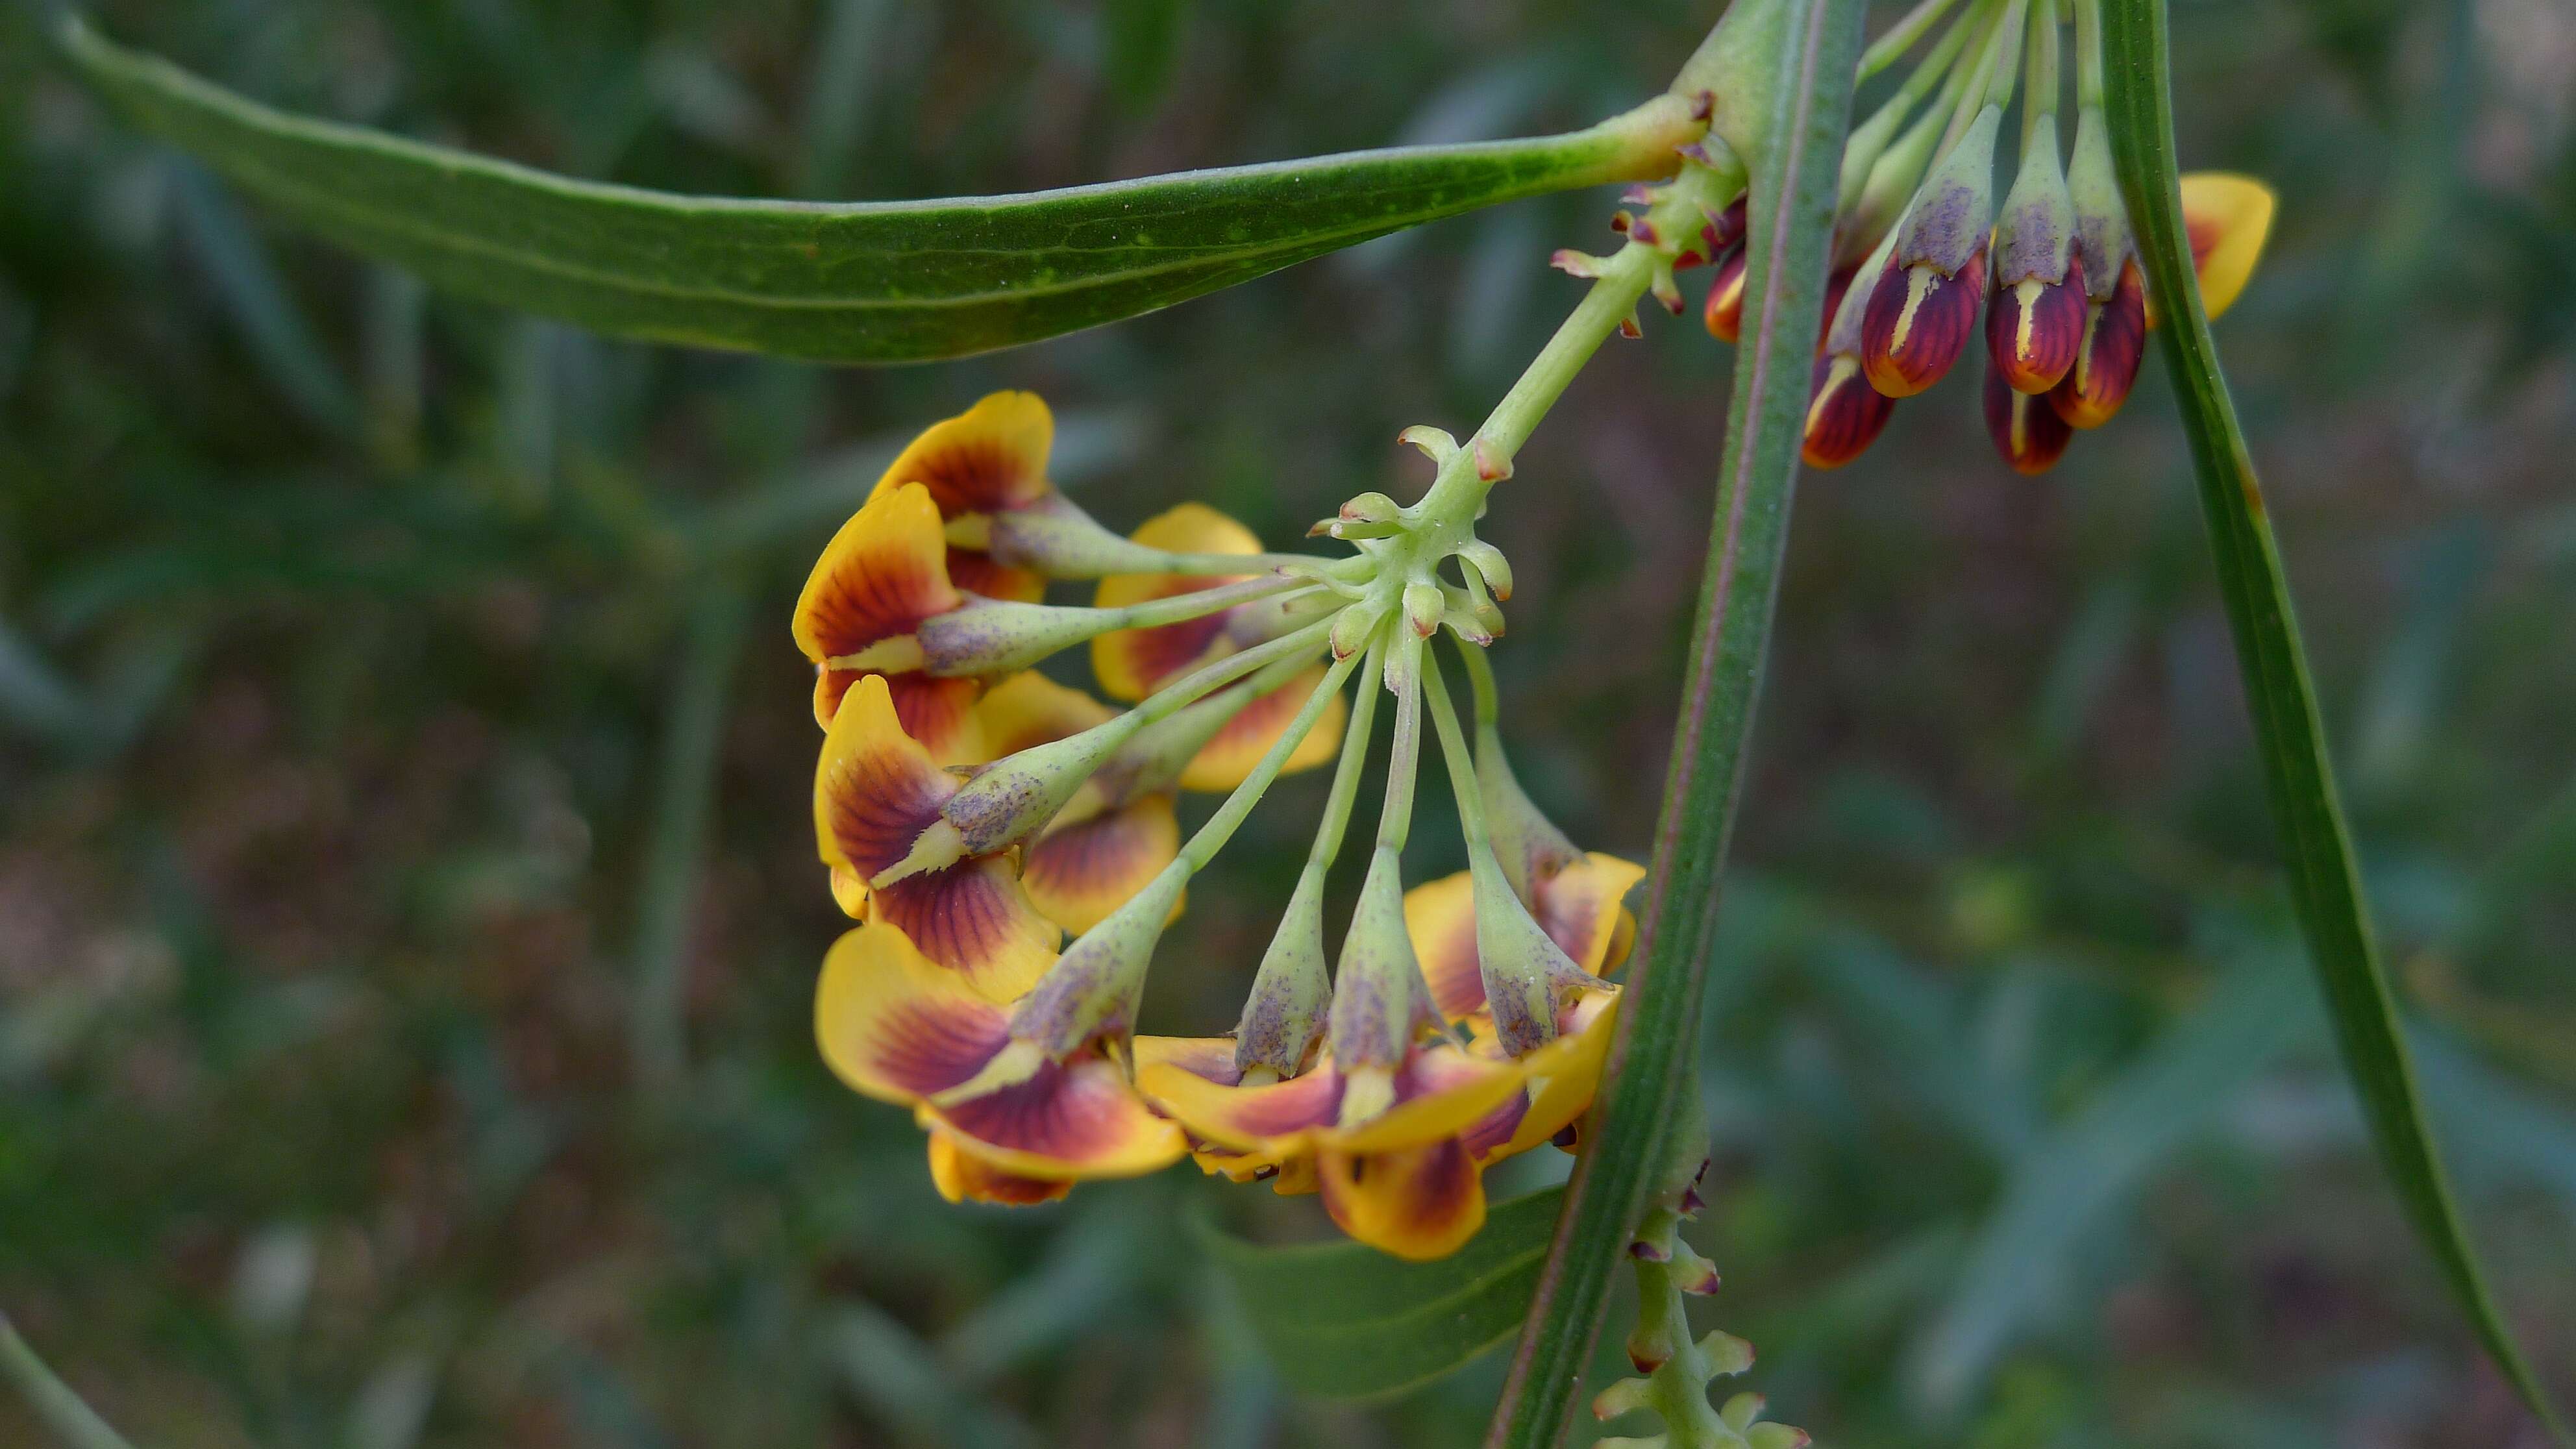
(1983, 362), (2074, 474)
(1987, 118), (2083, 393)
(1010, 860), (1191, 1056)
(1802, 353), (1895, 469)
(1700, 242), (1748, 343)
(1697, 195), (1748, 264)
(2048, 257), (2146, 429)
(1698, 1330), (1753, 1375)
(1329, 601), (1385, 660)
(1746, 1425), (1811, 1449)
(1402, 580), (1444, 638)
(1233, 865), (1330, 1076)
(1454, 539), (1513, 601)
(1860, 105), (2003, 396)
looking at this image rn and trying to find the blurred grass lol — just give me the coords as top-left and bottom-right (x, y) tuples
(2, 1), (2572, 1446)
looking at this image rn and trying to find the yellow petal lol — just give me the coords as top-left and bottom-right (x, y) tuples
(1179, 668), (1345, 793)
(975, 670), (1119, 758)
(814, 673), (957, 880)
(795, 483), (961, 724)
(947, 548), (1047, 606)
(1403, 869), (1486, 1020)
(1023, 794), (1182, 935)
(1089, 504), (1263, 700)
(1495, 991), (1620, 1159)
(2150, 173), (2275, 326)
(813, 923), (1015, 1106)
(1322, 1046), (1531, 1156)
(928, 1134), (1071, 1206)
(867, 391), (1055, 520)
(871, 856), (1061, 1004)
(920, 1051), (1187, 1181)
(1535, 852), (1648, 976)
(1316, 1139), (1487, 1261)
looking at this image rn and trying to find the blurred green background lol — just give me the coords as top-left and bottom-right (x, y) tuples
(4, 0), (2573, 1444)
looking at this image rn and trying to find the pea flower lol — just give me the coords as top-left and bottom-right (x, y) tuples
(1694, 0), (2277, 475)
(796, 108), (1720, 1249)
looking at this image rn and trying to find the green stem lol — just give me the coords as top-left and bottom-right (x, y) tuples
(1856, 0), (1966, 79)
(1178, 648), (1365, 873)
(1373, 632), (1427, 852)
(2074, 0), (2105, 105)
(1484, 0), (1864, 1442)
(1304, 633), (1389, 873)
(0, 1314), (140, 1449)
(1106, 575), (1316, 631)
(1415, 655), (1489, 841)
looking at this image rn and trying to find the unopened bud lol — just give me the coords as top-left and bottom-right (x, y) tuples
(1985, 363), (2074, 475)
(1402, 580), (1444, 638)
(1697, 1330), (1754, 1376)
(1720, 1393), (1766, 1433)
(1455, 540), (1513, 601)
(1988, 119), (2084, 393)
(1701, 243), (1748, 343)
(2048, 258), (2146, 428)
(1550, 249), (1607, 280)
(1802, 353), (1895, 469)
(1472, 437), (1513, 482)
(1397, 425), (1459, 465)
(1591, 1376), (1655, 1422)
(1861, 248), (1988, 397)
(1339, 491), (1401, 525)
(1329, 601), (1385, 660)
(1746, 1426), (1811, 1449)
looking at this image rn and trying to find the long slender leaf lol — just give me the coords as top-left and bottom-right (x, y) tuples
(1195, 1187), (1562, 1401)
(1486, 2), (1864, 1443)
(57, 17), (1701, 364)
(2101, 3), (2571, 1438)
(1908, 955), (2318, 1412)
(0, 1313), (141, 1449)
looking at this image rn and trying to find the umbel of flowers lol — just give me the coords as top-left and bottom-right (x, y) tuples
(1697, 0), (2277, 475)
(795, 391), (1645, 1257)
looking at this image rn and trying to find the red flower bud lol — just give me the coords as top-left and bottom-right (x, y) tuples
(1860, 247), (1987, 397)
(1984, 362), (2073, 474)
(1703, 195), (1749, 260)
(1702, 243), (1748, 343)
(1802, 353), (1894, 469)
(1985, 255), (2085, 395)
(2048, 258), (2146, 429)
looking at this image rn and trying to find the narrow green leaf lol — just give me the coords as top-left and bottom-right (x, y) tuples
(2101, 3), (2571, 1439)
(1487, 2), (1864, 1443)
(0, 1312), (143, 1449)
(57, 17), (1700, 364)
(1909, 955), (2319, 1411)
(1194, 1187), (1562, 1401)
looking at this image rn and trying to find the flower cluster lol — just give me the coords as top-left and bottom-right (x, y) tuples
(797, 392), (1643, 1258)
(1698, 0), (2276, 475)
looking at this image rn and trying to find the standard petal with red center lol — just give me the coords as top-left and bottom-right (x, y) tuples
(1179, 665), (1346, 792)
(869, 391), (1056, 520)
(814, 675), (1058, 999)
(927, 1135), (1071, 1206)
(1091, 504), (1264, 700)
(1023, 796), (1182, 936)
(813, 923), (1017, 1104)
(1316, 1139), (1486, 1261)
(793, 483), (968, 741)
(919, 1052), (1186, 1182)
(2144, 173), (2276, 328)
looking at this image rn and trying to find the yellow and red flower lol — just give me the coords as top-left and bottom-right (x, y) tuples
(864, 390), (1060, 605)
(793, 482), (989, 763)
(816, 922), (1185, 1204)
(1092, 504), (1344, 792)
(812, 673), (1059, 1002)
(971, 671), (1183, 937)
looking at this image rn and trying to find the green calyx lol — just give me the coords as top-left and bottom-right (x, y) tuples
(1009, 859), (1191, 1057)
